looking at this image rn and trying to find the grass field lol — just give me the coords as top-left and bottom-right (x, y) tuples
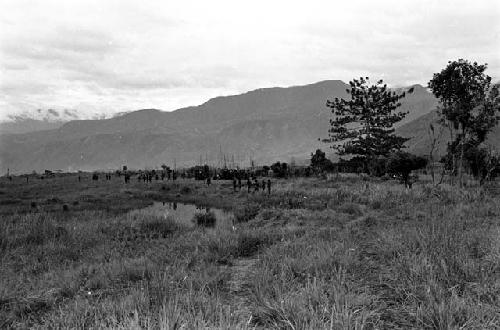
(1, 173), (499, 329)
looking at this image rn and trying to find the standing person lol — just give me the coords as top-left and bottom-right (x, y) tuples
(233, 177), (237, 192)
(207, 176), (211, 186)
(267, 179), (271, 195)
(78, 175), (81, 182)
(247, 178), (252, 193)
(254, 178), (259, 192)
(261, 179), (266, 193)
(238, 177), (242, 191)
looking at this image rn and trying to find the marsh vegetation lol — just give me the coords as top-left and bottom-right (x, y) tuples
(1, 173), (499, 329)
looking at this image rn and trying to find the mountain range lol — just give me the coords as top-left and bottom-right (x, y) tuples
(1, 79), (496, 174)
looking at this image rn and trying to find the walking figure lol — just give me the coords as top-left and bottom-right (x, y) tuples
(247, 178), (252, 193)
(238, 177), (242, 191)
(233, 178), (237, 192)
(254, 179), (259, 192)
(267, 179), (271, 195)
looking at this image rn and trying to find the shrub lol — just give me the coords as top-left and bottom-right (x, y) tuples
(236, 234), (266, 257)
(193, 211), (217, 227)
(386, 151), (428, 187)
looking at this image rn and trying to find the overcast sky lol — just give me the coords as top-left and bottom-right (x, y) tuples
(0, 0), (499, 121)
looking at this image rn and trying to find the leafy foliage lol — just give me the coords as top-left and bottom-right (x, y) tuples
(270, 161), (288, 178)
(429, 59), (500, 183)
(310, 149), (334, 173)
(325, 77), (410, 161)
(463, 144), (500, 183)
(386, 152), (428, 187)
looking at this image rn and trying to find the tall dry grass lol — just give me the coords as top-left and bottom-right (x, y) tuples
(1, 174), (499, 328)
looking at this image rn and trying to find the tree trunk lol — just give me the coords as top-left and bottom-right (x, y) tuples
(458, 126), (465, 187)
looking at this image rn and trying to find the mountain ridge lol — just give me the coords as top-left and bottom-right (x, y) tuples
(0, 80), (441, 173)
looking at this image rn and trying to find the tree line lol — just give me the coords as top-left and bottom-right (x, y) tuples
(317, 59), (500, 186)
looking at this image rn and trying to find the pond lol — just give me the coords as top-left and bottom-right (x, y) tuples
(142, 201), (235, 229)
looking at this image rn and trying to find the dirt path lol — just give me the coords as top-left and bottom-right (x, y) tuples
(227, 257), (259, 325)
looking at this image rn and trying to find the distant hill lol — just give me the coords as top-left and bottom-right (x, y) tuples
(0, 118), (67, 135)
(396, 110), (500, 157)
(0, 80), (440, 173)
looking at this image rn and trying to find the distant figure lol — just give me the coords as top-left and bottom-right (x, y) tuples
(254, 179), (259, 192)
(233, 178), (237, 192)
(247, 178), (252, 193)
(26, 177), (29, 183)
(78, 176), (81, 182)
(261, 180), (266, 192)
(267, 179), (271, 194)
(207, 177), (211, 186)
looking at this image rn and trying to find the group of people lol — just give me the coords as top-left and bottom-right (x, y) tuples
(228, 177), (272, 194)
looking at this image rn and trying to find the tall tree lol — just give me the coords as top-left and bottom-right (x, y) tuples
(429, 59), (500, 186)
(324, 77), (411, 173)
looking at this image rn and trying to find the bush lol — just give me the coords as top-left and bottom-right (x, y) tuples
(193, 211), (217, 227)
(235, 233), (268, 257)
(386, 151), (428, 187)
(463, 145), (500, 184)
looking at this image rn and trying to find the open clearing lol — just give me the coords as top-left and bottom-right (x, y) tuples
(1, 174), (499, 329)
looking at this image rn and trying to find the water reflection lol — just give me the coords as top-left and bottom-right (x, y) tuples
(145, 201), (234, 229)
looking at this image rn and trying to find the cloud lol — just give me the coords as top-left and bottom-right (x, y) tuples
(2, 63), (28, 71)
(1, 27), (122, 64)
(0, 0), (499, 121)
